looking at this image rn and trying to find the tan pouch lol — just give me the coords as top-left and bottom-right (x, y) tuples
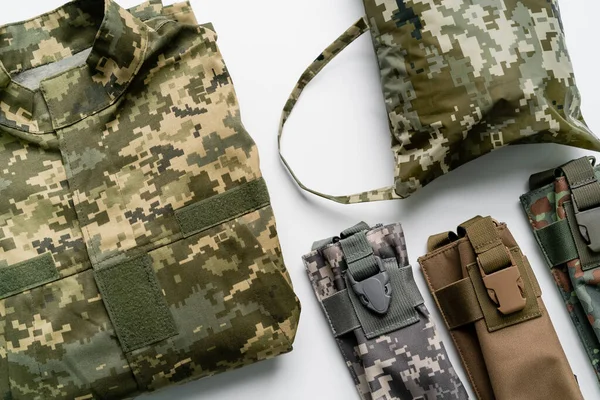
(418, 216), (581, 400)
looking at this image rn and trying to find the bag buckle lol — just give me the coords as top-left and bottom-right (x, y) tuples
(478, 252), (526, 315)
(574, 204), (600, 252)
(347, 257), (391, 315)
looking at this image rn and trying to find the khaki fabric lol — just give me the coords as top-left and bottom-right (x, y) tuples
(419, 221), (582, 400)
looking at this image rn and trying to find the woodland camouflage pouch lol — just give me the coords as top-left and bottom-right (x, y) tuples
(279, 0), (600, 203)
(521, 156), (600, 383)
(0, 1), (300, 398)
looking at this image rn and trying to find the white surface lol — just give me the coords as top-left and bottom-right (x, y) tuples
(3, 0), (600, 399)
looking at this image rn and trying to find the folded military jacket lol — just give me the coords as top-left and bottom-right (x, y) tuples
(303, 222), (467, 400)
(278, 0), (600, 203)
(521, 156), (600, 382)
(0, 1), (300, 398)
(418, 216), (582, 400)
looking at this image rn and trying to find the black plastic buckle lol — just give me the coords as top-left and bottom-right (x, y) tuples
(347, 257), (392, 315)
(574, 203), (600, 253)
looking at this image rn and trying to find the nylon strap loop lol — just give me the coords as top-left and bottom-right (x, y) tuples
(464, 217), (511, 274)
(278, 17), (400, 204)
(340, 232), (379, 281)
(562, 157), (600, 212)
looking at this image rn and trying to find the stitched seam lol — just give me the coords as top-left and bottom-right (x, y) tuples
(571, 176), (595, 188)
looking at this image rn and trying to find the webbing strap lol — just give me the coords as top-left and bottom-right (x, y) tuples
(278, 17), (400, 204)
(562, 157), (600, 212)
(463, 217), (511, 274)
(322, 289), (361, 337)
(435, 278), (483, 329)
(535, 220), (578, 267)
(340, 232), (379, 281)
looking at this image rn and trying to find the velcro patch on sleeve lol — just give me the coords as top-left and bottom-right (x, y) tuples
(0, 252), (59, 299)
(94, 254), (177, 353)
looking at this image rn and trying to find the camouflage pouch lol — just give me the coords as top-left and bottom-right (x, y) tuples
(303, 222), (467, 399)
(521, 156), (600, 382)
(279, 1), (600, 203)
(419, 216), (582, 400)
(0, 1), (300, 398)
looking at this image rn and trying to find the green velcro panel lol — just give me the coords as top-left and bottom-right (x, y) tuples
(94, 254), (177, 353)
(435, 278), (483, 330)
(534, 220), (578, 267)
(0, 252), (58, 299)
(345, 260), (424, 339)
(322, 290), (361, 337)
(175, 178), (270, 237)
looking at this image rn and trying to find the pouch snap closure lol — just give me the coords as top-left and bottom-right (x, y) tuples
(347, 257), (392, 315)
(478, 253), (526, 315)
(574, 203), (600, 252)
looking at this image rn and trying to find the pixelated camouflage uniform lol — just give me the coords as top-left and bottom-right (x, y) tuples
(279, 0), (600, 203)
(0, 1), (300, 398)
(303, 222), (467, 400)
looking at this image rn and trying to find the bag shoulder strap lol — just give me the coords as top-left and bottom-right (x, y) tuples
(278, 17), (401, 204)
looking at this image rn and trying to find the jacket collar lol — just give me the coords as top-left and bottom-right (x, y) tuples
(0, 0), (162, 133)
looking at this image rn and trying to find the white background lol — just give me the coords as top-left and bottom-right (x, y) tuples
(3, 0), (600, 399)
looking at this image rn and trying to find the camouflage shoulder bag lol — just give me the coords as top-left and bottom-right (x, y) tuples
(0, 1), (300, 398)
(279, 0), (600, 203)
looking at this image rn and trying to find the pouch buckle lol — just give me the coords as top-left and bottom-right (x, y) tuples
(574, 203), (600, 253)
(347, 257), (391, 315)
(478, 252), (526, 315)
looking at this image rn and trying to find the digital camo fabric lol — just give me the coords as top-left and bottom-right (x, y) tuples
(521, 170), (600, 381)
(303, 223), (467, 400)
(0, 1), (300, 399)
(365, 0), (600, 197)
(279, 0), (600, 203)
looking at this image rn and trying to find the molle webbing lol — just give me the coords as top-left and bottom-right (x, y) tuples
(304, 222), (468, 400)
(419, 217), (582, 400)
